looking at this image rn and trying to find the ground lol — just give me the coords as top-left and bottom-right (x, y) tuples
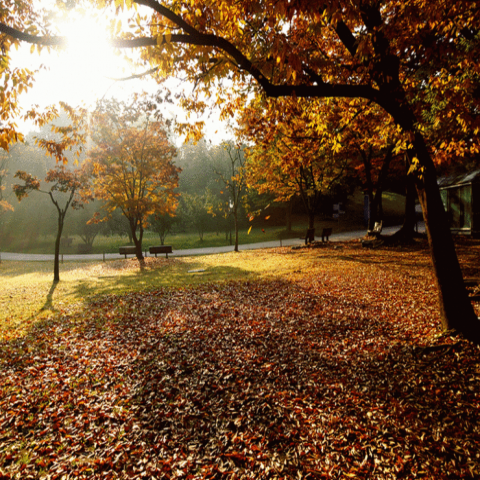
(0, 238), (479, 479)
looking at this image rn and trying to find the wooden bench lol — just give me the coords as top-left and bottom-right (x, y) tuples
(321, 227), (332, 242)
(149, 245), (173, 258)
(119, 246), (137, 258)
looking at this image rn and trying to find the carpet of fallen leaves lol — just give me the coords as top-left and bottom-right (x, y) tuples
(1, 240), (480, 479)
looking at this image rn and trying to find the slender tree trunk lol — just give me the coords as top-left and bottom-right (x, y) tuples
(367, 190), (376, 232)
(53, 214), (64, 283)
(233, 208), (239, 252)
(367, 145), (393, 233)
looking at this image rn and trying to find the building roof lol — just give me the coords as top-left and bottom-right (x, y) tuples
(438, 169), (480, 188)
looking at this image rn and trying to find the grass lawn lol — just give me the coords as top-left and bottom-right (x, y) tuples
(1, 190), (407, 255)
(1, 237), (479, 478)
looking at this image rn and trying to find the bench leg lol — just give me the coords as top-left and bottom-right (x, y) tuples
(166, 253), (168, 259)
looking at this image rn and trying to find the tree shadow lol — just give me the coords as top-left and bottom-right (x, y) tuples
(39, 280), (59, 313)
(70, 257), (255, 303)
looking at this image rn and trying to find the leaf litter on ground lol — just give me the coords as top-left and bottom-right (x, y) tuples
(0, 239), (480, 479)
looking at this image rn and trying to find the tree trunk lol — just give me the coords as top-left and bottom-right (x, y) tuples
(130, 220), (144, 261)
(233, 209), (239, 252)
(412, 133), (480, 341)
(367, 190), (377, 232)
(385, 178), (417, 244)
(305, 209), (315, 244)
(53, 214), (64, 283)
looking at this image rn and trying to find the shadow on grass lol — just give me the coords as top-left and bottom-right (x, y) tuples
(70, 257), (257, 303)
(40, 280), (59, 313)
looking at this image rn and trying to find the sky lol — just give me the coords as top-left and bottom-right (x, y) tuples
(11, 6), (230, 144)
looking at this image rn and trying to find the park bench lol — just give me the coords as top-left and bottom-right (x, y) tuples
(321, 227), (333, 242)
(119, 246), (137, 258)
(149, 245), (173, 258)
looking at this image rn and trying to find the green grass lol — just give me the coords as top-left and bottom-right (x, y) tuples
(0, 249), (312, 341)
(1, 189), (406, 254)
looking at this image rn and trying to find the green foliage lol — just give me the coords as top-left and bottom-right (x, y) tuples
(179, 191), (215, 241)
(149, 212), (177, 245)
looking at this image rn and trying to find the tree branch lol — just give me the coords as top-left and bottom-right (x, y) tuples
(1, 12), (380, 103)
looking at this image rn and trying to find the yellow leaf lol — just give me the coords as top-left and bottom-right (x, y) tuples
(248, 226), (252, 235)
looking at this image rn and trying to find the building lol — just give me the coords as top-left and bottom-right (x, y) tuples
(438, 169), (480, 236)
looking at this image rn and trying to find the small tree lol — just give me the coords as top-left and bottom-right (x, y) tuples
(13, 165), (84, 282)
(71, 202), (105, 252)
(180, 192), (213, 242)
(149, 212), (177, 245)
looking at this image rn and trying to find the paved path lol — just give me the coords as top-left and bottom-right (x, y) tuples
(0, 224), (425, 262)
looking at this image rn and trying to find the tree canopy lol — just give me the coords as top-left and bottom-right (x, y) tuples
(83, 97), (180, 261)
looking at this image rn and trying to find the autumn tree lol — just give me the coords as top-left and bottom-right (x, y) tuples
(84, 98), (180, 261)
(13, 165), (84, 282)
(3, 1), (480, 339)
(211, 142), (246, 252)
(0, 150), (13, 214)
(240, 96), (353, 241)
(327, 100), (406, 234)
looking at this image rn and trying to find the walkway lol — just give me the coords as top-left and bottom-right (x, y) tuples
(0, 224), (425, 262)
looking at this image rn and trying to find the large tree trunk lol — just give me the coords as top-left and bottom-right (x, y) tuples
(412, 133), (480, 341)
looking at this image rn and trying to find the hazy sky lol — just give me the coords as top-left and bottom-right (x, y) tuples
(11, 7), (230, 143)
